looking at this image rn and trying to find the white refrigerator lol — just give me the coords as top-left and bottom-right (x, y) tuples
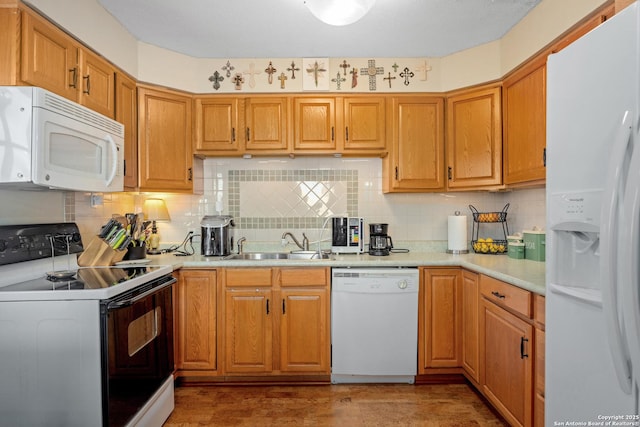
(546, 2), (640, 424)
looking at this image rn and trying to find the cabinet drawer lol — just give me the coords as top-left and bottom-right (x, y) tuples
(225, 268), (272, 287)
(279, 268), (328, 287)
(480, 275), (531, 318)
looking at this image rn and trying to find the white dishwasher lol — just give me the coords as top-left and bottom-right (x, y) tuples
(331, 268), (419, 384)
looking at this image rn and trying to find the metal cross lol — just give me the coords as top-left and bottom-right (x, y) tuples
(232, 73), (244, 90)
(331, 72), (346, 90)
(360, 59), (384, 91)
(278, 72), (288, 89)
(208, 70), (224, 90)
(383, 72), (396, 89)
(392, 63), (399, 73)
(221, 60), (234, 78)
(415, 60), (432, 81)
(243, 63), (261, 89)
(306, 60), (326, 88)
(400, 67), (415, 86)
(350, 68), (359, 88)
(340, 60), (351, 75)
(287, 61), (300, 79)
(265, 61), (277, 84)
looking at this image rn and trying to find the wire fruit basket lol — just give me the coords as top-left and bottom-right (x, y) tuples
(469, 204), (510, 254)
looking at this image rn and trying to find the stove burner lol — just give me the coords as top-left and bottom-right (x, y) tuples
(46, 270), (76, 281)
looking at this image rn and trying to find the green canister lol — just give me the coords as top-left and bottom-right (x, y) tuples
(508, 242), (525, 259)
(523, 229), (545, 262)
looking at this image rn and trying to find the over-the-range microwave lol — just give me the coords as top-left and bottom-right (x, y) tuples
(0, 86), (124, 192)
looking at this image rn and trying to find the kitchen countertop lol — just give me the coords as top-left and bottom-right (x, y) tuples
(147, 251), (546, 295)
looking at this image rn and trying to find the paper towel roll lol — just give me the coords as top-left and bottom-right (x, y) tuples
(447, 215), (468, 253)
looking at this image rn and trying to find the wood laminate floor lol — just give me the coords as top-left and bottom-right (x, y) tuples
(164, 383), (508, 426)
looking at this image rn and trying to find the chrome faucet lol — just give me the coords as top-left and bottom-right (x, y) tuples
(237, 237), (246, 254)
(282, 232), (309, 251)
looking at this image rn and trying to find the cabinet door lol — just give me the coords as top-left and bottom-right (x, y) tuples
(293, 97), (336, 151)
(503, 58), (546, 185)
(343, 97), (386, 152)
(534, 328), (545, 427)
(78, 49), (115, 118)
(245, 97), (288, 152)
(115, 73), (137, 189)
(419, 268), (461, 371)
(0, 7), (20, 85)
(194, 97), (242, 153)
(482, 300), (533, 427)
(280, 288), (329, 373)
(385, 96), (445, 192)
(137, 86), (193, 192)
(176, 270), (217, 372)
(20, 11), (78, 101)
(447, 85), (502, 189)
(224, 288), (273, 373)
(461, 269), (480, 382)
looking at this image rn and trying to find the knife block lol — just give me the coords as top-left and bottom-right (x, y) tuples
(77, 236), (127, 267)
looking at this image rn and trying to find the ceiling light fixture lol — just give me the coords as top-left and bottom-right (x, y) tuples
(305, 0), (376, 26)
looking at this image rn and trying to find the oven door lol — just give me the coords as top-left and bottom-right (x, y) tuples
(101, 274), (175, 427)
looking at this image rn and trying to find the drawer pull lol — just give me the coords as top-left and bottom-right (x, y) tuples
(520, 337), (529, 359)
(491, 291), (506, 299)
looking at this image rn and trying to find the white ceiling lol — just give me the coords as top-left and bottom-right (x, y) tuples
(97, 0), (541, 59)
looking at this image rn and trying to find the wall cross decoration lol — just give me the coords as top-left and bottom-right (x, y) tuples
(232, 73), (245, 90)
(208, 70), (224, 90)
(392, 63), (399, 73)
(278, 72), (288, 89)
(400, 67), (415, 86)
(243, 63), (261, 88)
(415, 60), (432, 81)
(350, 68), (359, 88)
(264, 61), (277, 84)
(360, 59), (384, 91)
(340, 60), (351, 75)
(306, 60), (327, 88)
(383, 72), (396, 88)
(332, 72), (346, 90)
(222, 60), (235, 78)
(287, 61), (300, 79)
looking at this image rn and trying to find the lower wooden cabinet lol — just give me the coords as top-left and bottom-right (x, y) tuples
(175, 270), (218, 377)
(223, 267), (330, 376)
(461, 269), (480, 383)
(480, 275), (534, 427)
(419, 268), (462, 372)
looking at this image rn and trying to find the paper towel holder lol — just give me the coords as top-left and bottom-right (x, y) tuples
(446, 211), (469, 254)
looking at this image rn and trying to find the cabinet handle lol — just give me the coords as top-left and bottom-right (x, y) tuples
(282, 299), (286, 314)
(232, 127), (236, 142)
(123, 159), (127, 176)
(69, 67), (78, 88)
(491, 291), (506, 299)
(395, 166), (399, 180)
(448, 166), (452, 180)
(83, 75), (90, 95)
(543, 148), (547, 167)
(520, 337), (529, 359)
(188, 168), (193, 181)
(345, 126), (349, 141)
(331, 127), (334, 141)
(266, 298), (270, 315)
(246, 128), (250, 141)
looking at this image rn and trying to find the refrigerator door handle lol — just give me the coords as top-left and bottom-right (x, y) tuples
(600, 110), (634, 394)
(622, 124), (640, 396)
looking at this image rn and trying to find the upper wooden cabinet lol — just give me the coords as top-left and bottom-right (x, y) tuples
(19, 9), (115, 117)
(194, 97), (243, 153)
(115, 73), (137, 189)
(245, 97), (289, 153)
(446, 84), (502, 190)
(342, 96), (386, 152)
(293, 97), (337, 151)
(384, 96), (445, 192)
(137, 85), (193, 192)
(502, 57), (546, 186)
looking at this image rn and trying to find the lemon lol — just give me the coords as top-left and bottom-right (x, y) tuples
(486, 238), (493, 243)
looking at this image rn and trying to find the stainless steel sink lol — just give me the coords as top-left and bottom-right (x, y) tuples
(224, 251), (330, 261)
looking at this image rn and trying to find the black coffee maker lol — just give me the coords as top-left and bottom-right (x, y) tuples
(369, 223), (393, 256)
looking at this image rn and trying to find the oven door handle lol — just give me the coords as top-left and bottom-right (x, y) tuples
(107, 277), (176, 310)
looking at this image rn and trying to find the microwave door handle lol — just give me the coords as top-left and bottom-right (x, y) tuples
(106, 134), (118, 186)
